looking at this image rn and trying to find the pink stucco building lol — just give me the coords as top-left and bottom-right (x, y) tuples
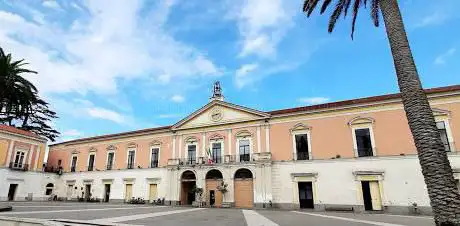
(44, 83), (460, 214)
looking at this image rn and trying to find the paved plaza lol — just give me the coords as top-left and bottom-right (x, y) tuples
(0, 202), (435, 226)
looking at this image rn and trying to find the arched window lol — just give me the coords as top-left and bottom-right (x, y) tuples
(45, 183), (54, 195)
(181, 170), (196, 181)
(234, 168), (253, 179)
(206, 169), (223, 179)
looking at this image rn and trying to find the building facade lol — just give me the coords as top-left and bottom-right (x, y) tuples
(0, 125), (55, 201)
(46, 84), (460, 214)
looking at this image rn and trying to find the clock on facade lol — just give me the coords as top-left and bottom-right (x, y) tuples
(209, 108), (223, 122)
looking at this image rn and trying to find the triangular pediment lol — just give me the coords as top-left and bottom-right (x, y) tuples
(172, 100), (269, 130)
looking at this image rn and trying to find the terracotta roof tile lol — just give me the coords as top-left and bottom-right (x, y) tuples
(0, 124), (43, 139)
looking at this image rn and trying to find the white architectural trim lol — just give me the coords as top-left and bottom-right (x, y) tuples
(33, 146), (40, 171)
(12, 149), (27, 168)
(351, 125), (377, 157)
(265, 124), (270, 153)
(236, 137), (253, 162)
(149, 145), (161, 168)
(27, 145), (35, 167)
(209, 138), (224, 163)
(291, 129), (312, 161)
(172, 135), (176, 159)
(126, 148), (136, 168)
(227, 129), (232, 156)
(179, 135), (183, 159)
(202, 133), (206, 158)
(435, 117), (455, 152)
(106, 151), (115, 170)
(87, 152), (96, 171)
(5, 140), (15, 166)
(70, 154), (78, 171)
(256, 126), (261, 153)
(184, 143), (197, 163)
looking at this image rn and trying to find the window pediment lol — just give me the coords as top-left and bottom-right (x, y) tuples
(126, 142), (137, 148)
(150, 140), (162, 146)
(184, 136), (199, 144)
(235, 130), (252, 138)
(348, 116), (375, 126)
(290, 123), (311, 133)
(106, 145), (117, 151)
(88, 147), (97, 153)
(432, 108), (450, 117)
(209, 133), (224, 141)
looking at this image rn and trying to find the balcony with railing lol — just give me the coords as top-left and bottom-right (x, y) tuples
(9, 162), (29, 171)
(168, 152), (272, 166)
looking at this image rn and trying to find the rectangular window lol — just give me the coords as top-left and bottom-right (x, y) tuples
(436, 121), (451, 152)
(88, 154), (95, 171)
(107, 152), (114, 170)
(127, 150), (135, 169)
(239, 139), (250, 162)
(355, 128), (374, 157)
(212, 142), (222, 163)
(151, 148), (159, 168)
(71, 156), (77, 172)
(295, 134), (309, 160)
(13, 151), (26, 168)
(187, 145), (196, 165)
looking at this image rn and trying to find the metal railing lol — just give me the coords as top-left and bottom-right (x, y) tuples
(70, 166), (76, 172)
(9, 162), (29, 171)
(106, 164), (113, 170)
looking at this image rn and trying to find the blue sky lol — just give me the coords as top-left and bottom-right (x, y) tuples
(0, 0), (459, 142)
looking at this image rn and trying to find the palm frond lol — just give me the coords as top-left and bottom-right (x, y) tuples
(328, 0), (346, 33)
(304, 0), (321, 17)
(351, 0), (362, 39)
(343, 0), (352, 17)
(371, 0), (380, 27)
(320, 0), (333, 14)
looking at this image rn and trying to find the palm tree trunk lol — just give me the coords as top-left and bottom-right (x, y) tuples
(379, 0), (460, 225)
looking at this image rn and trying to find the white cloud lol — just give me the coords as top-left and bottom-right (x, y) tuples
(230, 0), (296, 58)
(235, 63), (259, 88)
(298, 97), (330, 105)
(62, 129), (83, 137)
(0, 0), (221, 96)
(42, 0), (60, 10)
(415, 12), (448, 28)
(86, 107), (126, 124)
(434, 48), (456, 65)
(171, 94), (185, 103)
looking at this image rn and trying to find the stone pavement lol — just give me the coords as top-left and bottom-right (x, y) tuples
(0, 202), (435, 226)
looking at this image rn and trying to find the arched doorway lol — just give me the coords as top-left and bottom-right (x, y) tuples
(205, 169), (223, 207)
(181, 170), (196, 205)
(234, 168), (254, 208)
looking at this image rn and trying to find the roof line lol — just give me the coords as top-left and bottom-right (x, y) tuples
(51, 84), (460, 147)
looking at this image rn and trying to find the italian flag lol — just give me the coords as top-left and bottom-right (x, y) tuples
(207, 148), (213, 164)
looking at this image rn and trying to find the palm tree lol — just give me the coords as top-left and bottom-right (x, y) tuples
(0, 47), (38, 125)
(302, 0), (460, 225)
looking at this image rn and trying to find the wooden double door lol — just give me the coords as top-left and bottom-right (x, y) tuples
(206, 180), (223, 207)
(234, 179), (254, 208)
